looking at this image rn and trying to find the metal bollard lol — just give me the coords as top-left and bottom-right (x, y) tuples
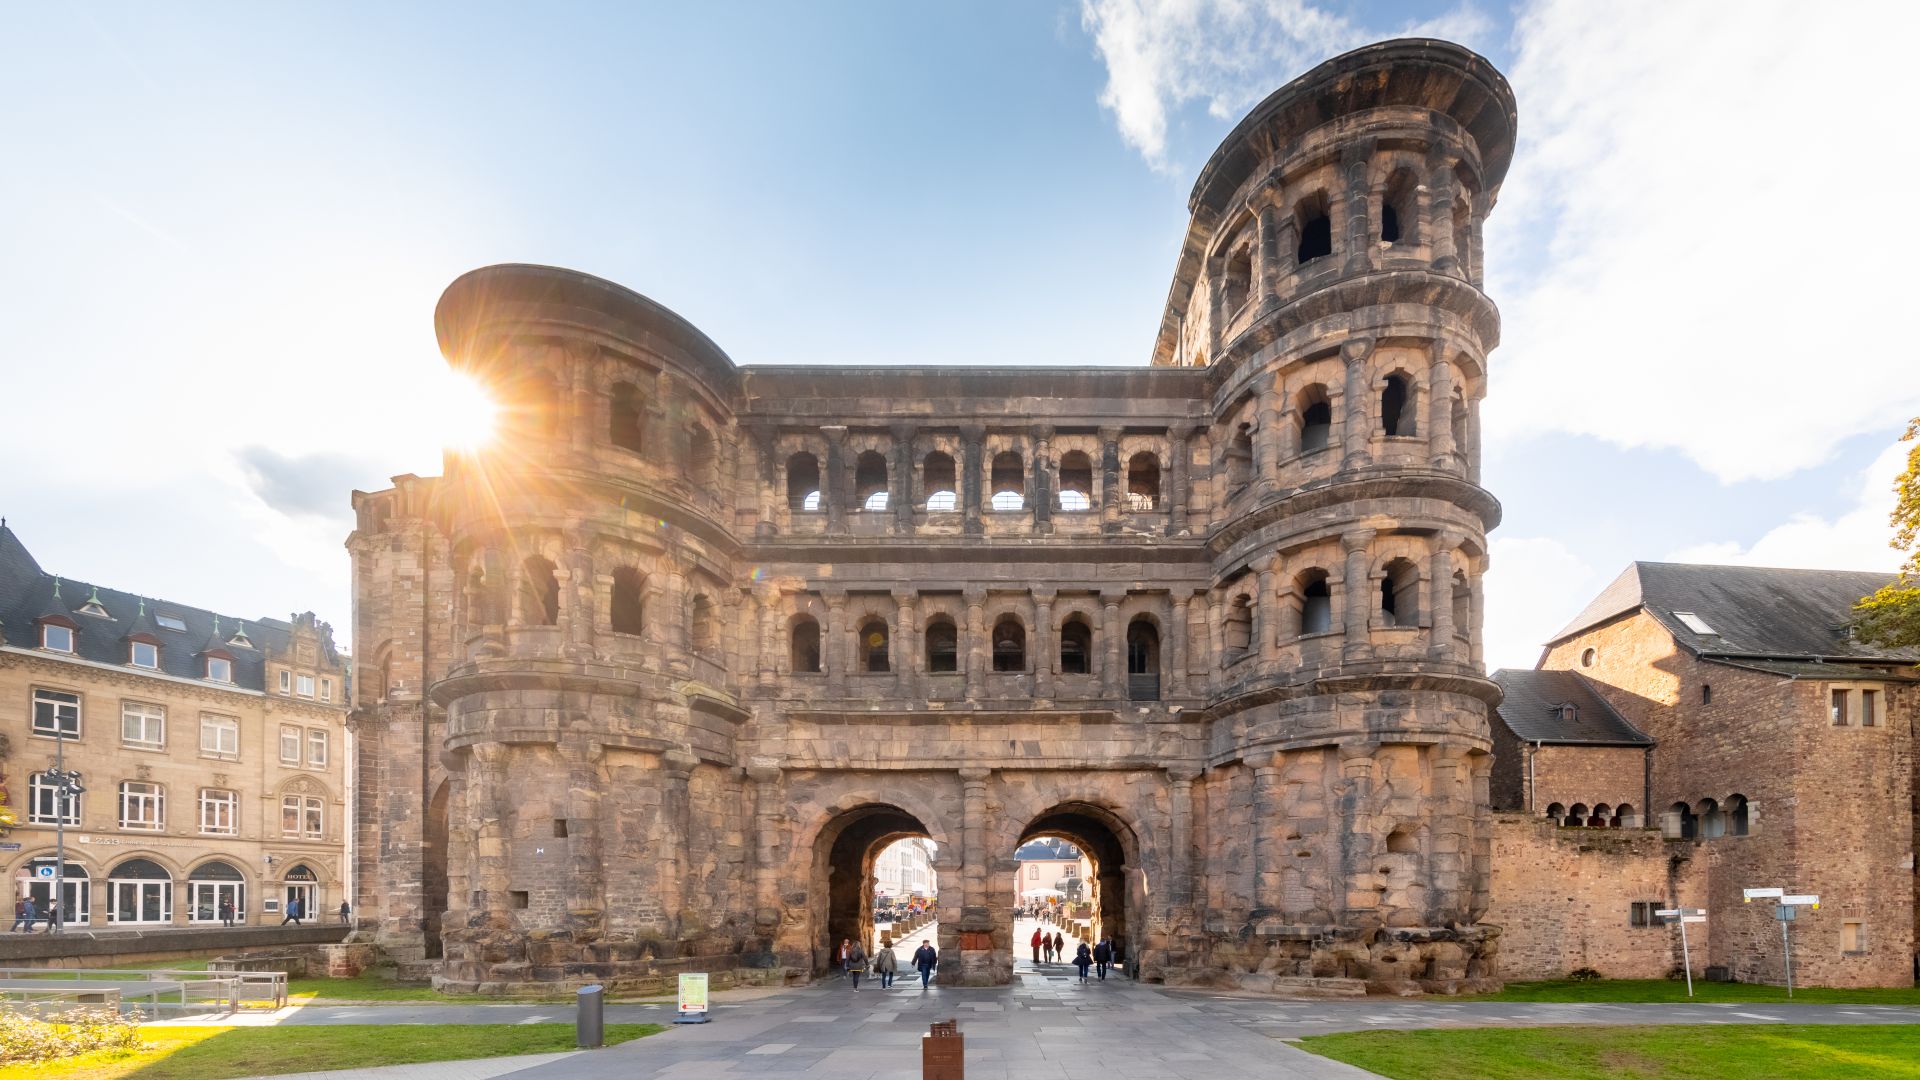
(576, 984), (605, 1048)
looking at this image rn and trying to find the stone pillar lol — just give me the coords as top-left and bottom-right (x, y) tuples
(892, 589), (918, 699)
(1429, 535), (1459, 661)
(958, 767), (992, 928)
(1429, 747), (1470, 919)
(565, 739), (606, 924)
(1254, 555), (1280, 663)
(1337, 748), (1378, 925)
(1206, 256), (1228, 354)
(1254, 196), (1280, 299)
(1252, 751), (1285, 916)
(1169, 593), (1190, 697)
(1254, 377), (1281, 494)
(1469, 193), (1491, 289)
(890, 423), (916, 533)
(746, 764), (785, 934)
(1427, 345), (1456, 471)
(1032, 589), (1056, 700)
(1169, 765), (1201, 907)
(1465, 397), (1482, 485)
(754, 589), (777, 688)
(1204, 588), (1223, 681)
(964, 586), (987, 697)
(822, 425), (847, 532)
(1428, 157), (1459, 274)
(824, 589), (848, 696)
(1101, 591), (1125, 699)
(1031, 426), (1053, 534)
(1165, 425), (1191, 536)
(1273, 402), (1299, 470)
(663, 557), (690, 676)
(1468, 559), (1486, 668)
(567, 346), (595, 459)
(563, 529), (594, 659)
(1341, 529), (1375, 660)
(961, 424), (984, 536)
(1338, 141), (1375, 274)
(467, 742), (512, 919)
(660, 749), (699, 934)
(751, 426), (780, 536)
(1340, 337), (1376, 472)
(1099, 427), (1123, 534)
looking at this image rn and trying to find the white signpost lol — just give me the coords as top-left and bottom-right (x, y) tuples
(1654, 908), (1705, 997)
(1746, 888), (1818, 996)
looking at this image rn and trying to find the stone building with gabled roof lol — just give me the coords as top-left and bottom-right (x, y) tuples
(0, 521), (350, 929)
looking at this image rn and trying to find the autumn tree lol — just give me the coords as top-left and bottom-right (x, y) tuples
(1854, 418), (1920, 652)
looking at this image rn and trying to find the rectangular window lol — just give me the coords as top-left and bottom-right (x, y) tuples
(199, 788), (238, 835)
(118, 781), (165, 831)
(42, 624), (74, 652)
(32, 688), (81, 739)
(207, 657), (232, 683)
(1629, 901), (1658, 928)
(1830, 689), (1849, 726)
(279, 670), (291, 694)
(28, 772), (82, 825)
(130, 641), (159, 669)
(319, 678), (332, 703)
(120, 701), (166, 749)
(1841, 920), (1865, 953)
(156, 614), (187, 632)
(200, 713), (239, 757)
(296, 674), (315, 698)
(305, 796), (323, 838)
(1861, 690), (1878, 727)
(279, 725), (301, 765)
(307, 729), (328, 768)
(282, 795), (324, 838)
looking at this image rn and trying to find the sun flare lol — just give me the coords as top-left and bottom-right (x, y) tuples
(434, 372), (499, 451)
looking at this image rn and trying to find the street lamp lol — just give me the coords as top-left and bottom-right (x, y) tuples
(43, 729), (85, 936)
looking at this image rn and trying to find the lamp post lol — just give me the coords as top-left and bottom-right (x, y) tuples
(43, 730), (86, 936)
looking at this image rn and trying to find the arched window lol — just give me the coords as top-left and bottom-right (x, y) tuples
(108, 857), (172, 924)
(1698, 798), (1725, 838)
(520, 556), (559, 626)
(1567, 803), (1589, 828)
(1544, 802), (1565, 823)
(1059, 617), (1092, 674)
(923, 452), (957, 512)
(1381, 558), (1420, 628)
(1297, 570), (1333, 636)
(25, 859), (88, 924)
(1296, 192), (1332, 264)
(1728, 794), (1749, 836)
(1298, 385), (1332, 454)
(861, 618), (890, 672)
(1611, 803), (1634, 828)
(1127, 452), (1160, 511)
(790, 616), (821, 673)
(1222, 244), (1252, 313)
(187, 860), (246, 924)
(990, 452), (1025, 511)
(611, 567), (645, 636)
(1701, 683), (1712, 705)
(1224, 594), (1252, 661)
(689, 426), (717, 487)
(855, 451), (889, 511)
(609, 382), (645, 451)
(1385, 828), (1418, 854)
(787, 453), (822, 513)
(1588, 804), (1611, 828)
(925, 618), (958, 673)
(1126, 618), (1160, 700)
(689, 595), (716, 658)
(1669, 801), (1697, 840)
(1381, 373), (1415, 437)
(1058, 451), (1093, 511)
(1226, 423), (1253, 497)
(991, 616), (1026, 672)
(1382, 169), (1419, 246)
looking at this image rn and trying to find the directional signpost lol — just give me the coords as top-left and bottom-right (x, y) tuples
(1654, 908), (1706, 996)
(1745, 887), (1818, 996)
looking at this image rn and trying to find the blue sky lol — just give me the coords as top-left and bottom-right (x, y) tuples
(3, 1), (1915, 667)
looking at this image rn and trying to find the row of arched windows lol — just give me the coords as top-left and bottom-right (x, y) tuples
(1667, 795), (1750, 840)
(1216, 559), (1469, 660)
(1543, 802), (1637, 829)
(784, 450), (1166, 515)
(506, 557), (718, 658)
(785, 613), (1162, 681)
(495, 374), (724, 488)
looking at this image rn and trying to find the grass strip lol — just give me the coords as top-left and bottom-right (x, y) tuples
(1465, 978), (1920, 1005)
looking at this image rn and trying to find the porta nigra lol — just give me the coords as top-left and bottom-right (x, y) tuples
(347, 39), (1516, 994)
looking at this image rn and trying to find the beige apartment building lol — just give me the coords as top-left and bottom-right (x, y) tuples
(0, 522), (349, 928)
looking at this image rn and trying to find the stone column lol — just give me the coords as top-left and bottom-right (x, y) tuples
(1254, 377), (1281, 494)
(1339, 141), (1375, 274)
(1337, 748), (1378, 925)
(1427, 345), (1456, 471)
(1469, 193), (1491, 289)
(821, 425), (847, 532)
(756, 589), (780, 687)
(567, 346), (595, 459)
(563, 529), (594, 659)
(963, 586), (987, 697)
(1340, 337), (1376, 472)
(746, 764), (785, 934)
(565, 740), (606, 925)
(1165, 425), (1191, 536)
(1428, 156), (1459, 274)
(1341, 529), (1375, 660)
(1169, 593), (1191, 697)
(1204, 588), (1224, 681)
(1465, 397), (1483, 485)
(892, 589), (918, 699)
(961, 424), (985, 536)
(467, 742), (512, 920)
(1206, 256), (1227, 355)
(1032, 589), (1056, 700)
(1428, 535), (1459, 661)
(1429, 747), (1470, 919)
(890, 423), (917, 533)
(1252, 751), (1285, 916)
(1168, 765), (1201, 907)
(958, 767), (992, 928)
(752, 426), (780, 536)
(1099, 427), (1123, 534)
(824, 589), (848, 696)
(1031, 426), (1053, 534)
(663, 557), (690, 676)
(1254, 196), (1280, 299)
(1273, 403), (1299, 471)
(1101, 591), (1125, 699)
(1468, 560), (1486, 668)
(1255, 555), (1279, 663)
(660, 749), (700, 935)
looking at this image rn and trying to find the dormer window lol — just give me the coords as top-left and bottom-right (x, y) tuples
(156, 614), (187, 632)
(130, 641), (159, 669)
(1672, 611), (1717, 635)
(228, 623), (253, 649)
(1556, 702), (1578, 724)
(77, 588), (109, 618)
(206, 657), (233, 683)
(42, 625), (74, 653)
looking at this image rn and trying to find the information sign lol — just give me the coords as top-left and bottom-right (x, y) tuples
(676, 972), (710, 1024)
(1781, 895), (1820, 908)
(1681, 915), (1706, 924)
(1743, 887), (1783, 901)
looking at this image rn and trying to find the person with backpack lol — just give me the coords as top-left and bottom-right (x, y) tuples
(843, 939), (868, 991)
(1093, 937), (1112, 980)
(1072, 940), (1093, 982)
(912, 939), (939, 989)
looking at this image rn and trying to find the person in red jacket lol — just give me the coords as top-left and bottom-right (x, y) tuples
(1030, 925), (1044, 963)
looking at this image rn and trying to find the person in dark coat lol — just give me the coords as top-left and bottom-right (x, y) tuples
(844, 940), (868, 991)
(1072, 941), (1093, 982)
(281, 897), (303, 926)
(913, 939), (938, 989)
(1092, 937), (1112, 980)
(219, 897), (236, 927)
(1050, 931), (1063, 963)
(13, 897), (35, 934)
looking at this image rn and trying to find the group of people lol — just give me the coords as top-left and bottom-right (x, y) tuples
(1030, 926), (1126, 982)
(836, 937), (939, 991)
(1029, 926), (1067, 963)
(9, 897), (60, 933)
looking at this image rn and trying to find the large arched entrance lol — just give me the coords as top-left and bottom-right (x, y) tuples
(811, 803), (935, 976)
(1014, 802), (1141, 974)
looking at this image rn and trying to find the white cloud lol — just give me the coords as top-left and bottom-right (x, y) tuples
(1079, 0), (1490, 171)
(1665, 441), (1907, 572)
(1484, 536), (1602, 671)
(1489, 0), (1920, 482)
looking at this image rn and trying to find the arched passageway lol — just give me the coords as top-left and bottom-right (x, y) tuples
(813, 803), (935, 976)
(1016, 802), (1140, 965)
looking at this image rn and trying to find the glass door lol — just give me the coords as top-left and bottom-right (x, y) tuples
(109, 880), (171, 924)
(25, 865), (89, 925)
(188, 881), (245, 923)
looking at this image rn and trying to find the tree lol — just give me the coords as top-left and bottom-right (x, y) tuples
(1854, 418), (1920, 652)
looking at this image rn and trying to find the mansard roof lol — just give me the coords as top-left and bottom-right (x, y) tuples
(1491, 668), (1652, 746)
(1546, 561), (1919, 666)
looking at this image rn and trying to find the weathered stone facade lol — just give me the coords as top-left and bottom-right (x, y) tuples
(347, 40), (1517, 993)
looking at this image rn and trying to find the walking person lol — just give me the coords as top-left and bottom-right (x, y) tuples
(1050, 930), (1063, 964)
(1073, 941), (1093, 983)
(338, 900), (352, 926)
(844, 940), (868, 991)
(219, 897), (235, 928)
(11, 897), (33, 934)
(41, 899), (60, 933)
(913, 939), (938, 989)
(1093, 936), (1112, 980)
(874, 940), (898, 988)
(1030, 925), (1043, 963)
(281, 897), (303, 926)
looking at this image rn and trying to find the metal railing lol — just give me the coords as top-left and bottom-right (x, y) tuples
(0, 966), (287, 1014)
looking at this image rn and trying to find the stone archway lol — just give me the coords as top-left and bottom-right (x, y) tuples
(1018, 802), (1141, 960)
(422, 779), (451, 958)
(810, 803), (935, 976)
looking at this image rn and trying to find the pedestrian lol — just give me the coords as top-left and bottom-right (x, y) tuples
(874, 940), (898, 988)
(1050, 930), (1063, 963)
(338, 900), (351, 925)
(11, 897), (32, 934)
(1029, 925), (1043, 963)
(1093, 937), (1112, 980)
(281, 897), (302, 926)
(1073, 941), (1092, 982)
(219, 897), (235, 928)
(41, 899), (60, 933)
(845, 940), (868, 991)
(1041, 934), (1053, 964)
(913, 938), (938, 989)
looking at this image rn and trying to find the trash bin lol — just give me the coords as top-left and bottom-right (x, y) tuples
(576, 984), (605, 1048)
(923, 1017), (963, 1079)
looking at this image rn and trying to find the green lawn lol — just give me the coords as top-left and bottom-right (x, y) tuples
(109, 958), (662, 1003)
(1468, 978), (1920, 1006)
(11, 1022), (662, 1079)
(1299, 1025), (1920, 1080)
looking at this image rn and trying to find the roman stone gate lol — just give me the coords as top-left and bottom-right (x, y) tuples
(347, 40), (1517, 994)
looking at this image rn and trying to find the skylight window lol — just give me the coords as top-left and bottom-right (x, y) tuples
(157, 615), (187, 632)
(1672, 611), (1717, 635)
